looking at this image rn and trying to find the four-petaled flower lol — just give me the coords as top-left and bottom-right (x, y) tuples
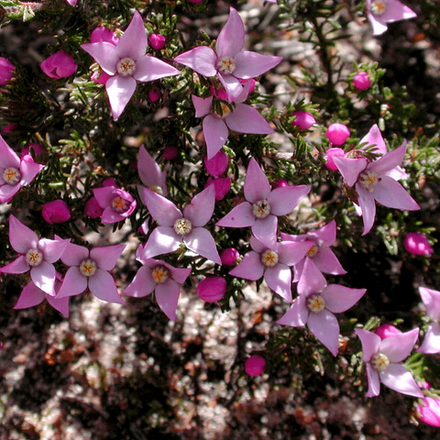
(277, 258), (366, 356)
(56, 243), (126, 304)
(0, 134), (44, 203)
(417, 287), (440, 354)
(81, 11), (179, 119)
(140, 184), (221, 264)
(1, 215), (70, 295)
(123, 244), (191, 320)
(174, 7), (282, 102)
(230, 235), (315, 302)
(355, 327), (423, 398)
(93, 184), (136, 224)
(217, 158), (310, 250)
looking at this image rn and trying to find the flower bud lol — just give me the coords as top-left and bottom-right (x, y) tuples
(326, 123), (350, 146)
(245, 355), (266, 377)
(197, 276), (227, 303)
(164, 145), (179, 161)
(149, 34), (166, 50)
(273, 179), (288, 189)
(21, 143), (44, 160)
(404, 232), (434, 256)
(325, 147), (345, 171)
(90, 26), (119, 45)
(84, 197), (104, 218)
(292, 111), (316, 130)
(375, 324), (400, 340)
(42, 200), (71, 224)
(40, 50), (78, 79)
(205, 177), (231, 201)
(148, 89), (161, 102)
(220, 248), (240, 266)
(353, 72), (372, 91)
(417, 397), (440, 428)
(0, 57), (16, 86)
(91, 70), (112, 85)
(204, 150), (229, 177)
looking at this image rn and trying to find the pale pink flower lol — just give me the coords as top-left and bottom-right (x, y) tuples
(93, 185), (136, 224)
(417, 287), (440, 354)
(40, 50), (78, 79)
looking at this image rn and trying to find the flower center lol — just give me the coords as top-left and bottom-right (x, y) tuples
(79, 259), (97, 277)
(117, 57), (136, 76)
(307, 294), (326, 313)
(3, 167), (21, 185)
(112, 196), (129, 213)
(173, 218), (192, 236)
(260, 249), (279, 267)
(217, 56), (236, 74)
(371, 0), (387, 15)
(306, 243), (319, 258)
(252, 200), (271, 219)
(358, 170), (380, 192)
(151, 265), (169, 284)
(26, 248), (43, 267)
(216, 102), (232, 118)
(150, 185), (163, 196)
(371, 352), (390, 372)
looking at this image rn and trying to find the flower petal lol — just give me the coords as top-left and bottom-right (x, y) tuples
(19, 159), (44, 186)
(174, 46), (217, 77)
(116, 11), (147, 60)
(218, 73), (243, 103)
(371, 176), (420, 211)
(46, 294), (70, 317)
(140, 188), (181, 226)
(264, 264), (292, 302)
(244, 158), (271, 203)
(155, 279), (181, 321)
(322, 284), (366, 313)
(268, 185), (311, 216)
(203, 115), (229, 160)
(81, 42), (118, 75)
(380, 328), (419, 362)
(38, 238), (70, 264)
(14, 282), (44, 309)
(106, 75), (137, 120)
(278, 240), (315, 266)
(142, 227), (181, 259)
(307, 220), (336, 247)
(1, 256), (29, 274)
(0, 134), (20, 168)
(380, 363), (423, 398)
(225, 104), (274, 135)
(216, 7), (245, 59)
(61, 242), (89, 267)
(216, 202), (255, 228)
(184, 227), (221, 265)
(89, 269), (125, 304)
(369, 143), (407, 175)
(355, 328), (381, 362)
(230, 251), (265, 281)
(134, 55), (179, 82)
(233, 51), (282, 79)
(0, 183), (20, 203)
(297, 258), (327, 296)
(333, 156), (368, 187)
(365, 363), (381, 397)
(192, 95), (213, 118)
(312, 245), (346, 276)
(360, 124), (387, 155)
(91, 244), (126, 270)
(419, 287), (440, 321)
(251, 215), (278, 251)
(138, 146), (167, 194)
(56, 266), (88, 298)
(418, 323), (440, 354)
(277, 295), (308, 327)
(31, 261), (56, 294)
(183, 185), (215, 227)
(307, 309), (340, 356)
(123, 266), (156, 298)
(356, 184), (376, 236)
(8, 215), (38, 253)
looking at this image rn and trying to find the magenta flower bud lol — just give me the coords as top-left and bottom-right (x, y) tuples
(2, 123), (16, 134)
(40, 50), (78, 79)
(292, 111), (316, 130)
(206, 176), (231, 201)
(353, 72), (372, 91)
(326, 123), (350, 146)
(375, 324), (401, 340)
(102, 177), (117, 187)
(148, 88), (161, 102)
(239, 78), (256, 93)
(204, 150), (229, 177)
(164, 145), (179, 161)
(404, 232), (434, 256)
(21, 143), (44, 160)
(325, 147), (345, 171)
(244, 355), (266, 377)
(273, 179), (288, 189)
(84, 197), (104, 218)
(417, 397), (440, 428)
(42, 200), (71, 224)
(90, 26), (119, 45)
(220, 248), (240, 266)
(91, 70), (112, 85)
(188, 0), (203, 3)
(149, 34), (166, 50)
(197, 276), (227, 303)
(0, 57), (16, 85)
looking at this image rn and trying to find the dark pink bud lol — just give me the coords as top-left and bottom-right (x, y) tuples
(102, 177), (117, 187)
(273, 179), (288, 189)
(245, 355), (266, 377)
(210, 85), (229, 101)
(417, 397), (440, 428)
(353, 72), (372, 91)
(164, 145), (179, 161)
(84, 197), (104, 218)
(292, 111), (316, 130)
(325, 147), (345, 171)
(91, 70), (112, 85)
(197, 276), (227, 303)
(2, 123), (16, 133)
(220, 248), (240, 266)
(90, 26), (119, 45)
(0, 57), (16, 85)
(40, 50), (78, 79)
(326, 123), (350, 146)
(404, 232), (434, 256)
(42, 200), (71, 224)
(204, 150), (228, 177)
(239, 78), (256, 93)
(375, 324), (401, 340)
(149, 34), (166, 50)
(205, 177), (231, 201)
(148, 89), (161, 102)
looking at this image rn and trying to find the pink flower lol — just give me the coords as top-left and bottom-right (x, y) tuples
(56, 243), (126, 304)
(355, 327), (423, 398)
(326, 123), (350, 146)
(0, 135), (44, 203)
(417, 397), (440, 428)
(42, 200), (71, 224)
(220, 248), (240, 266)
(149, 34), (166, 50)
(0, 57), (15, 85)
(245, 355), (266, 377)
(175, 7), (282, 102)
(137, 145), (167, 196)
(40, 50), (78, 79)
(292, 111), (316, 130)
(278, 259), (366, 355)
(205, 150), (229, 177)
(197, 276), (227, 302)
(81, 11), (179, 119)
(217, 158), (310, 250)
(84, 196), (104, 218)
(140, 185), (221, 264)
(280, 220), (347, 283)
(404, 232), (434, 256)
(1, 215), (70, 294)
(375, 324), (401, 339)
(353, 72), (372, 90)
(366, 0), (416, 36)
(123, 246), (191, 320)
(192, 84), (274, 160)
(417, 287), (440, 354)
(93, 185), (136, 224)
(230, 236), (314, 302)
